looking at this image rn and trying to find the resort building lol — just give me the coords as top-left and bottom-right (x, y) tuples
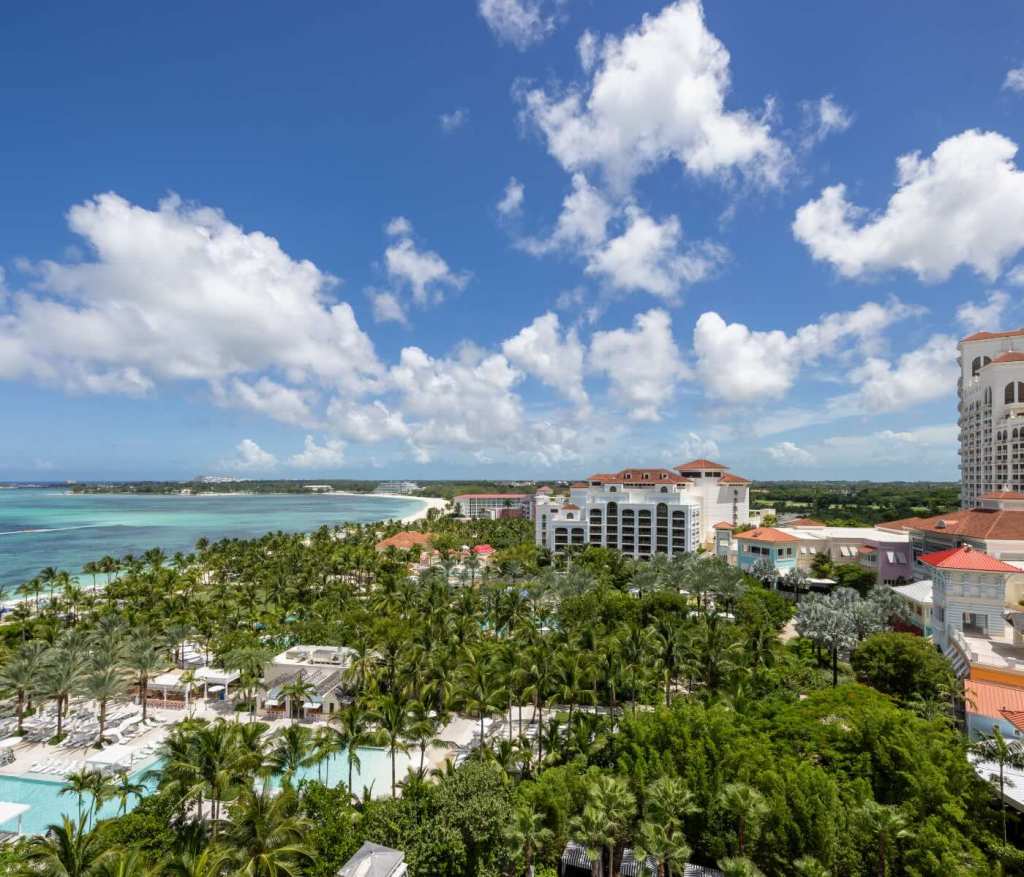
(533, 459), (755, 559)
(891, 579), (934, 637)
(958, 328), (1024, 507)
(919, 545), (1024, 685)
(373, 481), (420, 495)
(260, 645), (354, 718)
(375, 531), (433, 553)
(454, 493), (532, 519)
(964, 678), (1024, 740)
(719, 522), (913, 584)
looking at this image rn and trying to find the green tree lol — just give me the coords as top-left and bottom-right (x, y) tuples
(718, 782), (768, 857)
(24, 815), (102, 877)
(970, 725), (1024, 845)
(504, 803), (553, 877)
(850, 631), (954, 703)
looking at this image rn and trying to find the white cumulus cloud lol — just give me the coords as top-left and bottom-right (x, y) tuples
(502, 311), (587, 407)
(801, 94), (852, 149)
(1004, 67), (1024, 94)
(384, 223), (469, 306)
(439, 108), (469, 132)
(793, 129), (1024, 282)
(213, 377), (319, 427)
(957, 290), (1011, 334)
(497, 178), (525, 216)
(478, 0), (560, 50)
(766, 441), (815, 465)
(589, 309), (688, 420)
(369, 290), (408, 325)
(225, 439), (277, 471)
(288, 435), (346, 468)
(519, 0), (789, 193)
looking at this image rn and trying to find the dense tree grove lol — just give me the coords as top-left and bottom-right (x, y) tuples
(751, 483), (959, 527)
(0, 518), (1018, 875)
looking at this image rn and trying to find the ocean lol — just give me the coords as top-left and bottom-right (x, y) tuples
(0, 487), (423, 595)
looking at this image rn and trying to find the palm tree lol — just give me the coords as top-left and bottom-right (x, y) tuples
(857, 800), (911, 877)
(163, 848), (232, 877)
(970, 724), (1024, 844)
(407, 699), (442, 777)
(588, 774), (635, 877)
(0, 649), (38, 734)
(331, 703), (372, 795)
(192, 720), (248, 836)
(224, 783), (314, 877)
(267, 724), (317, 785)
(792, 856), (831, 877)
(633, 820), (692, 877)
(61, 769), (103, 825)
(717, 858), (766, 877)
(24, 815), (103, 877)
(456, 648), (507, 749)
(370, 691), (412, 798)
(41, 647), (86, 740)
(91, 848), (163, 877)
(113, 770), (146, 815)
(278, 676), (316, 724)
(504, 803), (553, 877)
(569, 805), (612, 877)
(82, 659), (131, 745)
(718, 782), (768, 857)
(123, 631), (167, 722)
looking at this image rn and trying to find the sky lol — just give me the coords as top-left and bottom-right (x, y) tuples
(2, 1), (1024, 482)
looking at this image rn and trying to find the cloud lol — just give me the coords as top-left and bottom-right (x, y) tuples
(521, 174), (724, 300)
(677, 431), (720, 462)
(589, 309), (688, 420)
(1004, 67), (1024, 94)
(693, 298), (919, 402)
(501, 311), (587, 407)
(225, 439), (277, 471)
(497, 178), (525, 216)
(835, 334), (959, 414)
(519, 0), (789, 193)
(478, 0), (560, 50)
(213, 377), (319, 427)
(326, 399), (409, 443)
(439, 108), (469, 132)
(818, 424), (957, 466)
(385, 216), (413, 237)
(957, 290), (1010, 334)
(369, 290), (408, 325)
(800, 94), (852, 149)
(288, 435), (345, 468)
(0, 192), (382, 398)
(766, 441), (815, 465)
(384, 228), (469, 306)
(793, 129), (1024, 282)
(585, 206), (727, 299)
(1007, 264), (1024, 287)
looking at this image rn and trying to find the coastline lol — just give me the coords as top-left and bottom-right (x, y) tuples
(325, 491), (449, 524)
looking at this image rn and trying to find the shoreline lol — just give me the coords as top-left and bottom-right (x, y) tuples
(324, 491), (449, 524)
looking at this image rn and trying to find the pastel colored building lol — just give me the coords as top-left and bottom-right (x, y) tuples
(890, 579), (934, 637)
(964, 678), (1024, 740)
(735, 528), (800, 574)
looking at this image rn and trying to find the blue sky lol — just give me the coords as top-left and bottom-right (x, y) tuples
(2, 0), (1024, 482)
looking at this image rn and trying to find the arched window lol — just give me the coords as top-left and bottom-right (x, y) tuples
(985, 387), (993, 404)
(608, 486), (617, 492)
(973, 356), (983, 376)
(1017, 382), (1024, 404)
(660, 486), (668, 493)
(1006, 382), (1016, 404)
(606, 501), (617, 516)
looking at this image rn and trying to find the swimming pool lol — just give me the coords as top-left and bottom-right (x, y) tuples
(0, 746), (411, 834)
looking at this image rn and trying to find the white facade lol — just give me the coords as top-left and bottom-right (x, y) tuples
(534, 460), (754, 558)
(958, 331), (1024, 507)
(374, 481), (421, 495)
(454, 493), (531, 518)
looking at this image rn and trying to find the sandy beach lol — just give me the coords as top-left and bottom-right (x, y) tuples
(325, 491), (449, 524)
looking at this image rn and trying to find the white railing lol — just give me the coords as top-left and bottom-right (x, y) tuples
(951, 629), (978, 664)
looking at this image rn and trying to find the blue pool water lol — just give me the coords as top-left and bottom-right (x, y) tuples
(0, 747), (412, 834)
(0, 488), (424, 595)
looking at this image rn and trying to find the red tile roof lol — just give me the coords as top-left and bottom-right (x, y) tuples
(719, 473), (752, 484)
(571, 482), (589, 488)
(990, 352), (1024, 364)
(676, 459), (727, 470)
(918, 545), (1020, 573)
(375, 531), (433, 551)
(890, 508), (1024, 540)
(560, 503), (580, 511)
(965, 679), (1024, 718)
(788, 517), (826, 527)
(735, 527), (800, 543)
(472, 544), (494, 554)
(712, 521), (734, 530)
(961, 328), (1024, 344)
(1001, 709), (1024, 733)
(858, 544), (876, 554)
(587, 468), (690, 484)
(981, 491), (1024, 500)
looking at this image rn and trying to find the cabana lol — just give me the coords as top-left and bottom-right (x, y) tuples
(86, 744), (135, 773)
(0, 802), (29, 837)
(148, 670), (195, 707)
(193, 666), (240, 701)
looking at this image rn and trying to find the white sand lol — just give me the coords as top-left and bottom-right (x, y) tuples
(325, 491), (449, 524)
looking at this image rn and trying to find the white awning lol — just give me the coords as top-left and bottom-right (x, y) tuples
(0, 802), (30, 825)
(301, 702), (322, 710)
(264, 698), (280, 706)
(86, 745), (135, 769)
(206, 685), (225, 693)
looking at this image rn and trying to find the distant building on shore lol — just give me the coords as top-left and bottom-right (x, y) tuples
(192, 474), (243, 484)
(455, 493), (532, 519)
(303, 484), (332, 492)
(374, 480), (421, 495)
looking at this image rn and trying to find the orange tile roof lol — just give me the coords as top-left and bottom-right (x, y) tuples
(735, 527), (800, 543)
(712, 521), (734, 530)
(981, 491), (1024, 500)
(535, 486), (553, 494)
(918, 545), (1020, 573)
(990, 352), (1024, 364)
(788, 518), (826, 527)
(719, 473), (752, 484)
(894, 508), (1024, 540)
(375, 531), (433, 551)
(965, 679), (1024, 718)
(1001, 709), (1024, 732)
(586, 468), (690, 484)
(570, 482), (589, 488)
(676, 458), (728, 470)
(561, 503), (580, 511)
(961, 328), (1024, 344)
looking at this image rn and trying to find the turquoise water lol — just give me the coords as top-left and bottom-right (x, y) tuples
(0, 488), (423, 595)
(0, 746), (411, 834)
(0, 764), (157, 835)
